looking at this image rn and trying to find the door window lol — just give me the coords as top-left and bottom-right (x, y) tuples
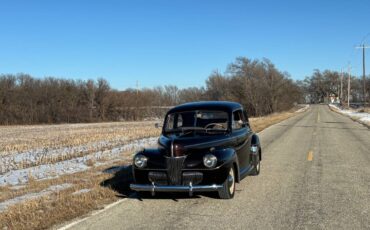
(232, 110), (245, 130)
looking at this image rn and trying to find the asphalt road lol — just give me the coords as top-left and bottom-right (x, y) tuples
(67, 105), (370, 230)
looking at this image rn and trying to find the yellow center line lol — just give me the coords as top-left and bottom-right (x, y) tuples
(307, 151), (313, 161)
(317, 112), (320, 123)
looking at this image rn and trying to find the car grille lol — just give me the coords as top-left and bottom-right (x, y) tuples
(182, 172), (203, 185)
(166, 156), (186, 185)
(148, 171), (203, 186)
(148, 157), (203, 186)
(148, 170), (203, 186)
(148, 172), (167, 185)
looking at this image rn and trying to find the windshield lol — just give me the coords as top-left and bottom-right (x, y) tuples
(164, 110), (229, 134)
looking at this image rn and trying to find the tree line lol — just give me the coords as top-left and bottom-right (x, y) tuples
(0, 57), (304, 125)
(299, 69), (370, 104)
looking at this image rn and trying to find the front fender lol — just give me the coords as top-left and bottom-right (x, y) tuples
(251, 134), (262, 161)
(133, 148), (167, 169)
(251, 134), (260, 146)
(213, 148), (240, 183)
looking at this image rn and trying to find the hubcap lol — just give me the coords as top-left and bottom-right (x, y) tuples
(228, 168), (235, 194)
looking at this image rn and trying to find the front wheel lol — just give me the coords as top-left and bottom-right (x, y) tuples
(218, 167), (236, 199)
(251, 148), (260, 176)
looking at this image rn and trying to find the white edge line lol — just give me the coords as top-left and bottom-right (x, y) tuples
(57, 197), (130, 230)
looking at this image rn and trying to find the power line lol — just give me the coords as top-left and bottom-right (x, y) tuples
(360, 32), (370, 44)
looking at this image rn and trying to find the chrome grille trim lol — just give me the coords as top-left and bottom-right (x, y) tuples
(166, 156), (186, 185)
(171, 139), (174, 157)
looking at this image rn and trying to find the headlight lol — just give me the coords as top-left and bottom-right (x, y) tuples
(134, 154), (148, 168)
(251, 146), (258, 153)
(203, 154), (217, 168)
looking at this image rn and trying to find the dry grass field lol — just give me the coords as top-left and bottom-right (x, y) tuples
(249, 108), (302, 133)
(0, 121), (160, 154)
(0, 105), (308, 230)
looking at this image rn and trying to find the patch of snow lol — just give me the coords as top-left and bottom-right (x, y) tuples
(0, 183), (72, 212)
(0, 137), (158, 186)
(9, 185), (26, 190)
(329, 104), (370, 126)
(295, 104), (310, 113)
(0, 136), (159, 174)
(72, 188), (91, 195)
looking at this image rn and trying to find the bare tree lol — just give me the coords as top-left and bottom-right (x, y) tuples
(0, 56), (306, 124)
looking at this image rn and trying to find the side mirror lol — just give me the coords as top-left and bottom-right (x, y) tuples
(241, 120), (249, 128)
(155, 123), (162, 128)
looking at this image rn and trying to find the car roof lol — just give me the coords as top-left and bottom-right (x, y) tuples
(167, 101), (242, 114)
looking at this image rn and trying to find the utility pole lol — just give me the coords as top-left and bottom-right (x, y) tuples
(347, 65), (351, 108)
(355, 44), (369, 106)
(340, 68), (343, 103)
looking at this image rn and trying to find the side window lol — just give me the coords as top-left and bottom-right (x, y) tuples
(232, 110), (245, 130)
(177, 114), (183, 127)
(166, 114), (175, 130)
(243, 109), (250, 126)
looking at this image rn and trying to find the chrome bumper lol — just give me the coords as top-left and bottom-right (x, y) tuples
(130, 183), (223, 196)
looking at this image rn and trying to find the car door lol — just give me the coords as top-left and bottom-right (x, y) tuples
(232, 109), (252, 170)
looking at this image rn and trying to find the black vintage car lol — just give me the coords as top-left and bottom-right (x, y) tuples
(130, 101), (261, 199)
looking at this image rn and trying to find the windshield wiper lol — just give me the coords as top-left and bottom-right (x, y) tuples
(165, 126), (227, 134)
(165, 127), (204, 133)
(203, 128), (228, 133)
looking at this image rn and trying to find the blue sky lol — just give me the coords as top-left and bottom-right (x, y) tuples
(1, 0), (369, 89)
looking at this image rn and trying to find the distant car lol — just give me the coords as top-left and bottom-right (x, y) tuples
(130, 101), (261, 199)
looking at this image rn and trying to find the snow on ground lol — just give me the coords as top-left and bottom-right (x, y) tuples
(295, 104), (310, 113)
(0, 183), (72, 212)
(329, 104), (370, 126)
(0, 136), (156, 174)
(0, 137), (158, 186)
(72, 188), (91, 196)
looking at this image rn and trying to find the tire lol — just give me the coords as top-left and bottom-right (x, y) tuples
(137, 191), (152, 198)
(218, 167), (236, 199)
(251, 148), (260, 176)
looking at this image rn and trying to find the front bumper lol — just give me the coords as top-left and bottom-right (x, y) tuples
(130, 183), (223, 196)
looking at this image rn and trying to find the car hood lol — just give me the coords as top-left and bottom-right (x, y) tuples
(158, 133), (234, 157)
